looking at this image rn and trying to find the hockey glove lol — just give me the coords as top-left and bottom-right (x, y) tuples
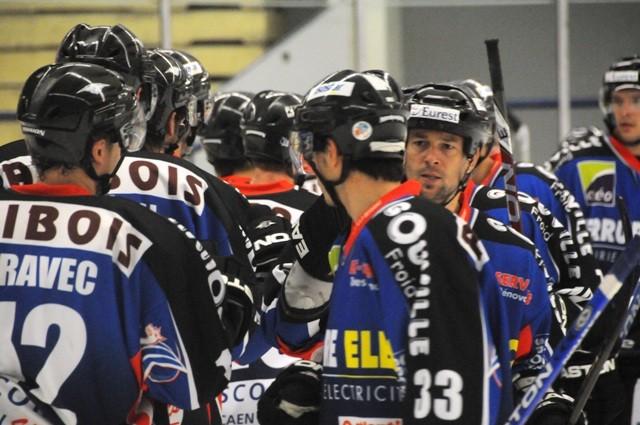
(526, 392), (587, 425)
(280, 196), (350, 322)
(215, 256), (259, 348)
(245, 204), (292, 274)
(257, 360), (322, 425)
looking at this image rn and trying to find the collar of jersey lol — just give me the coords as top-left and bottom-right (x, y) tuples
(458, 179), (478, 222)
(482, 149), (504, 187)
(11, 182), (92, 196)
(343, 179), (422, 256)
(222, 174), (252, 187)
(608, 135), (640, 173)
(230, 178), (295, 196)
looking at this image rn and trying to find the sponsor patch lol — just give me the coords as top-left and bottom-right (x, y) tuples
(577, 161), (616, 206)
(604, 70), (639, 83)
(409, 104), (460, 123)
(306, 81), (355, 100)
(339, 416), (402, 425)
(352, 121), (373, 141)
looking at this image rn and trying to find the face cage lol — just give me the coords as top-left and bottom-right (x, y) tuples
(142, 83), (159, 122)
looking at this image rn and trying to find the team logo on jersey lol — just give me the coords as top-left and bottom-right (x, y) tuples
(577, 161), (616, 207)
(141, 324), (188, 383)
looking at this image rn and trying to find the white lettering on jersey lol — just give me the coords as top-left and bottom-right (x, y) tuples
(0, 201), (152, 277)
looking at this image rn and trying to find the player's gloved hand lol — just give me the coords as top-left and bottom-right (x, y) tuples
(215, 256), (259, 348)
(257, 360), (322, 425)
(245, 204), (292, 275)
(526, 392), (587, 425)
(281, 197), (350, 322)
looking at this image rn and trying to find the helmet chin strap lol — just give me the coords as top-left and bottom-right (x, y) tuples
(307, 157), (350, 214)
(441, 157), (474, 211)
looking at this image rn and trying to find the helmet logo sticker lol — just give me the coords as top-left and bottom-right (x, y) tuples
(352, 121), (373, 141)
(76, 82), (110, 101)
(577, 160), (616, 207)
(306, 82), (355, 100)
(604, 70), (639, 83)
(410, 104), (460, 123)
(22, 126), (45, 136)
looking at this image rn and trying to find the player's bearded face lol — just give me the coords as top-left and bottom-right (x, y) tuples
(404, 129), (468, 205)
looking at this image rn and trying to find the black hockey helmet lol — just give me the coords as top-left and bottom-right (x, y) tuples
(146, 49), (193, 147)
(241, 90), (302, 165)
(599, 55), (640, 134)
(201, 91), (254, 162)
(406, 81), (492, 156)
(56, 23), (158, 120)
(164, 50), (212, 129)
(292, 69), (408, 163)
(17, 62), (145, 166)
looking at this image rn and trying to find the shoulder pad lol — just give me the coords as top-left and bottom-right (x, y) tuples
(546, 126), (611, 171)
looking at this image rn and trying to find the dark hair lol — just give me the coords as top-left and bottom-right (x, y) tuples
(251, 158), (291, 176)
(211, 158), (252, 178)
(350, 157), (404, 182)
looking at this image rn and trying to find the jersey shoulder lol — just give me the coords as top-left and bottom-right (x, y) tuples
(471, 210), (536, 253)
(546, 126), (612, 171)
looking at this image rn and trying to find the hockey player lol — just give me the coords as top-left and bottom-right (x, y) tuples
(546, 55), (640, 425)
(217, 90), (317, 425)
(164, 49), (213, 158)
(260, 69), (513, 425)
(233, 90), (317, 223)
(0, 62), (248, 425)
(1, 23), (154, 189)
(200, 91), (256, 180)
(403, 81), (552, 391)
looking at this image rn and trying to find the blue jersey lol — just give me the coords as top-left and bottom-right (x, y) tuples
(111, 150), (254, 261)
(0, 185), (231, 425)
(480, 152), (600, 294)
(546, 126), (640, 272)
(274, 181), (512, 425)
(461, 204), (552, 387)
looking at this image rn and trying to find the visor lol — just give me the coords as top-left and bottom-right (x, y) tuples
(289, 129), (316, 162)
(120, 101), (147, 152)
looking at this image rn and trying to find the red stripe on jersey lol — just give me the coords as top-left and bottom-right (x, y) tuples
(458, 179), (477, 222)
(277, 336), (324, 361)
(515, 324), (533, 361)
(343, 180), (422, 256)
(11, 182), (92, 196)
(610, 135), (640, 172)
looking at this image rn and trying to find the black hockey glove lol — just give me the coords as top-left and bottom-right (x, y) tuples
(293, 196), (350, 280)
(257, 360), (322, 425)
(245, 204), (292, 274)
(526, 392), (587, 425)
(279, 197), (350, 323)
(215, 256), (259, 348)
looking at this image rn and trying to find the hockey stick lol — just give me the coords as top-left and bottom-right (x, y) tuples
(485, 39), (522, 233)
(505, 234), (640, 425)
(567, 197), (640, 424)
